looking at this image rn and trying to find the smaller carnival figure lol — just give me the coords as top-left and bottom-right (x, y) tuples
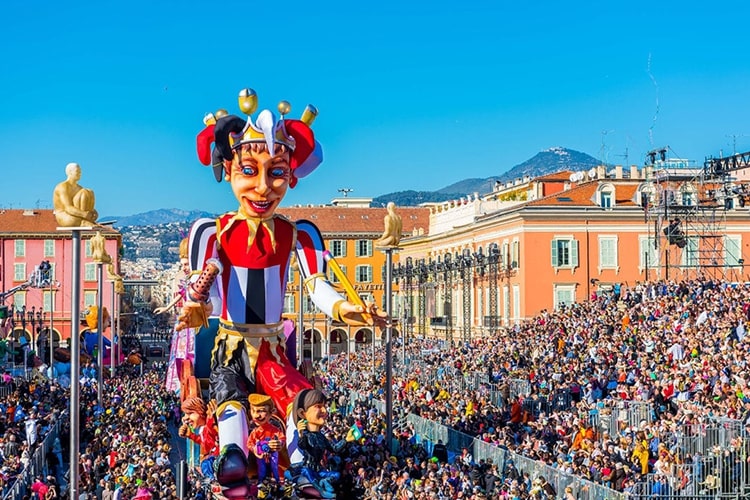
(247, 394), (285, 485)
(178, 397), (219, 478)
(287, 389), (343, 499)
(154, 238), (197, 398)
(82, 306), (111, 366)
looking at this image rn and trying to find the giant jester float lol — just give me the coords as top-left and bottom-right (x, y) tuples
(177, 89), (388, 499)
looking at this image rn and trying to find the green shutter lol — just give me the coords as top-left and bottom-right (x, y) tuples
(551, 240), (558, 267)
(572, 240), (579, 267)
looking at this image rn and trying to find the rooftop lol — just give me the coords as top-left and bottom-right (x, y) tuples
(0, 209), (119, 236)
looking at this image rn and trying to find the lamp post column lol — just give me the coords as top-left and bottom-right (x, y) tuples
(49, 283), (55, 378)
(110, 281), (117, 374)
(96, 263), (104, 406)
(68, 227), (84, 500)
(383, 247), (395, 454)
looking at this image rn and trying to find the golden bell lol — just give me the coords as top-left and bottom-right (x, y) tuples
(203, 113), (216, 126)
(238, 89), (258, 115)
(215, 109), (229, 119)
(300, 104), (318, 126)
(277, 100), (291, 116)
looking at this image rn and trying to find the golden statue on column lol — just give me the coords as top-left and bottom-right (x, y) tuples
(375, 201), (403, 248)
(90, 232), (112, 264)
(52, 162), (98, 227)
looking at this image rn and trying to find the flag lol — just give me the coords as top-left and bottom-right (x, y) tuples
(349, 424), (363, 442)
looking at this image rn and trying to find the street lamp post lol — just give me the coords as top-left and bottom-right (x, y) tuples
(16, 306), (28, 377)
(110, 281), (117, 375)
(487, 243), (500, 336)
(346, 324), (351, 373)
(29, 307), (45, 364)
(460, 249), (473, 345)
(473, 247), (486, 338)
(49, 282), (56, 377)
(96, 263), (104, 406)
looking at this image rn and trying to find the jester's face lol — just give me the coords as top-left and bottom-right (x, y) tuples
(227, 144), (291, 219)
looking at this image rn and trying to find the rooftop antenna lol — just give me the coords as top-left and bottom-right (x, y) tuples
(338, 188), (353, 197)
(616, 147), (629, 168)
(600, 129), (614, 165)
(646, 53), (660, 148)
(726, 134), (749, 155)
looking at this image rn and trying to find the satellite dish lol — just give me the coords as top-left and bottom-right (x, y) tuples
(588, 168), (597, 179)
(569, 173), (577, 182)
(576, 171), (585, 182)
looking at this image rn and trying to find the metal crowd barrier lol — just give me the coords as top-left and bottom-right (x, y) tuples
(588, 400), (655, 439)
(348, 390), (624, 500)
(347, 382), (748, 499)
(2, 411), (65, 500)
(407, 413), (625, 500)
(0, 385), (12, 399)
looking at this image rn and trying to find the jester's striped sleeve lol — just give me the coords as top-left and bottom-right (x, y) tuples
(187, 217), (223, 317)
(295, 220), (345, 319)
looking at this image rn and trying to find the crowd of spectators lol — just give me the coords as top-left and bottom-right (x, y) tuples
(320, 278), (750, 498)
(0, 374), (67, 499)
(70, 364), (182, 499)
(0, 358), (185, 500)
(4, 277), (750, 499)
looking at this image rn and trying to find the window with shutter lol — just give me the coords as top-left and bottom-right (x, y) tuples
(551, 238), (578, 269)
(598, 236), (618, 270)
(725, 235), (742, 267)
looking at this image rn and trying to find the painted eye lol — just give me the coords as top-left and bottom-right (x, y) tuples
(241, 165), (258, 176)
(270, 167), (288, 178)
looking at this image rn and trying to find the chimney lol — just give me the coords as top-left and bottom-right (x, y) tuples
(614, 165), (623, 179)
(596, 165), (606, 179)
(630, 165), (640, 179)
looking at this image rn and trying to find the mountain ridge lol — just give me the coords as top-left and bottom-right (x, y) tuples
(111, 147), (606, 223)
(372, 147), (605, 207)
(105, 208), (217, 228)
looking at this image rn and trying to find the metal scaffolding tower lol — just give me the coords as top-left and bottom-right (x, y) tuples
(646, 148), (749, 281)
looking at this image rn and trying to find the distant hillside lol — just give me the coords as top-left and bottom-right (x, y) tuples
(372, 190), (466, 208)
(499, 147), (604, 183)
(112, 148), (605, 218)
(105, 208), (217, 228)
(377, 147), (605, 205)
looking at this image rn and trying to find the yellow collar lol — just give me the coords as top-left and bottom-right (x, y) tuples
(219, 208), (277, 253)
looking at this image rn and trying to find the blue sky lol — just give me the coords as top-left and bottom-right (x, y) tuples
(2, 1), (749, 217)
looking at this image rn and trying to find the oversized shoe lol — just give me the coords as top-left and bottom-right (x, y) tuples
(283, 470), (335, 499)
(214, 444), (250, 498)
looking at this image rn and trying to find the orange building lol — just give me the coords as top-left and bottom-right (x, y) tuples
(278, 198), (429, 360)
(398, 163), (750, 342)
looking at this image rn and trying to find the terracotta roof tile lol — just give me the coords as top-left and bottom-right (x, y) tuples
(534, 170), (575, 182)
(526, 181), (640, 207)
(0, 209), (119, 236)
(277, 206), (430, 236)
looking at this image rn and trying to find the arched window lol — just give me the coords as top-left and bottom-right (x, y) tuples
(636, 183), (656, 208)
(680, 183), (697, 206)
(596, 183), (616, 209)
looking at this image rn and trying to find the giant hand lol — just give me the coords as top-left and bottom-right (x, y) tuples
(176, 302), (212, 331)
(338, 301), (389, 328)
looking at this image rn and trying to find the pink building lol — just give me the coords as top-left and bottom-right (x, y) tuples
(0, 209), (121, 345)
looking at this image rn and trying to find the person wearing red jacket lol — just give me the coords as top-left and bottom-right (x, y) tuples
(178, 397), (219, 479)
